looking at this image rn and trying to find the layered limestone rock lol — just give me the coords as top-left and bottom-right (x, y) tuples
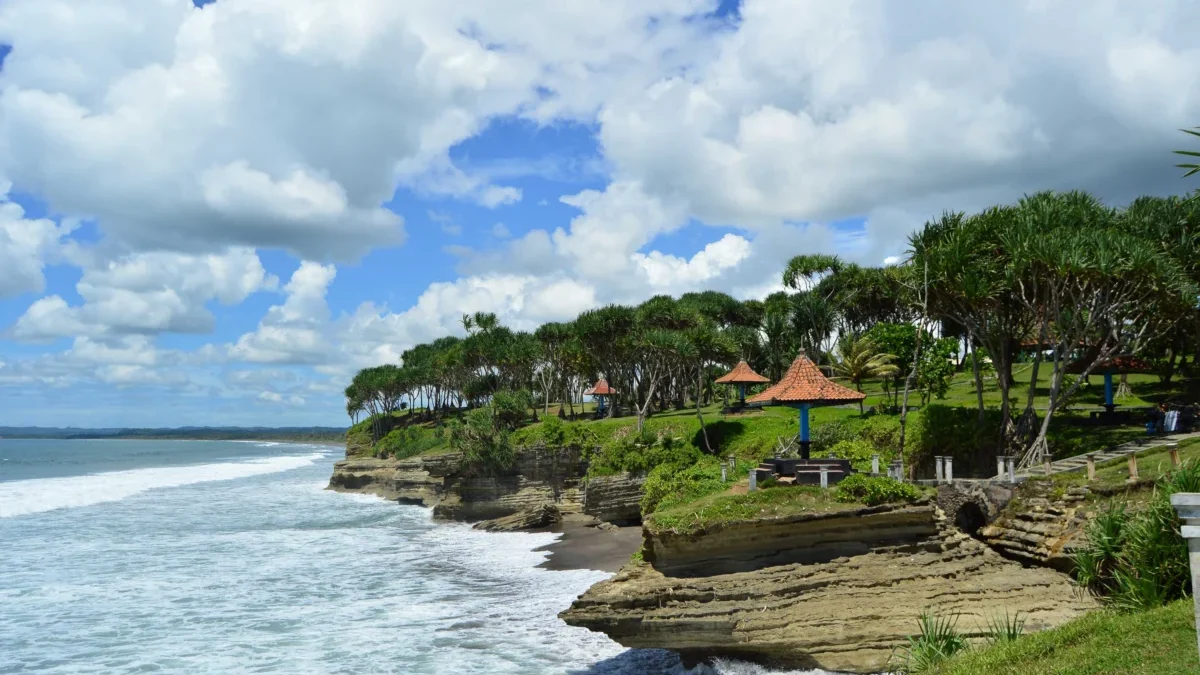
(328, 445), (592, 524)
(433, 445), (587, 521)
(979, 482), (1093, 572)
(646, 503), (938, 577)
(562, 506), (1097, 673)
(584, 473), (645, 525)
(473, 503), (562, 532)
(327, 454), (459, 505)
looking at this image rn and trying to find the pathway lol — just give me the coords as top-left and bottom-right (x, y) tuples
(1012, 430), (1200, 480)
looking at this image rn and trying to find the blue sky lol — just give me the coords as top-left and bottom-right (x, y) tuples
(0, 0), (1195, 428)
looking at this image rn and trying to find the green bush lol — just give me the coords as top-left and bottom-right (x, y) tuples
(834, 474), (921, 506)
(535, 415), (599, 448)
(642, 456), (723, 513)
(491, 389), (533, 429)
(815, 439), (882, 472)
(374, 425), (444, 459)
(859, 415), (901, 451)
(1073, 460), (1200, 612)
(448, 407), (516, 474)
(810, 420), (856, 455)
(588, 429), (701, 477)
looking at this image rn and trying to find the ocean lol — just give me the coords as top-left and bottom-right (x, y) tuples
(0, 439), (831, 675)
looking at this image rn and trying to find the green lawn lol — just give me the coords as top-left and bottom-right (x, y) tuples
(930, 599), (1198, 675)
(645, 485), (866, 535)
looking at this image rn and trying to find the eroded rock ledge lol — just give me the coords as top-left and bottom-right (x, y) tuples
(327, 445), (620, 524)
(561, 505), (1097, 674)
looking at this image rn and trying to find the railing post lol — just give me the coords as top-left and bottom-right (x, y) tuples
(1086, 453), (1096, 481)
(721, 465), (727, 483)
(1128, 453), (1139, 483)
(1005, 456), (1016, 483)
(997, 455), (1006, 479)
(935, 456), (945, 484)
(1171, 444), (1181, 469)
(1169, 493), (1200, 663)
(872, 454), (880, 476)
(749, 469), (757, 492)
(1044, 456), (1053, 476)
(820, 465), (829, 489)
(945, 457), (954, 483)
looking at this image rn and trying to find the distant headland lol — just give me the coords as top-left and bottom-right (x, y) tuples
(0, 426), (347, 443)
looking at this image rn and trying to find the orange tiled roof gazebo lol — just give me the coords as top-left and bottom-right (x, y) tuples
(750, 350), (865, 458)
(584, 379), (617, 414)
(714, 360), (770, 406)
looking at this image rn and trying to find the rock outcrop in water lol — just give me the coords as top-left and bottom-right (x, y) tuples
(560, 502), (1098, 674)
(327, 445), (632, 525)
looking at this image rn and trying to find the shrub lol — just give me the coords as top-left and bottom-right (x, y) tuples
(1072, 459), (1200, 612)
(810, 420), (856, 455)
(641, 456), (729, 513)
(859, 415), (902, 452)
(536, 415), (599, 448)
(448, 407), (516, 474)
(491, 389), (533, 429)
(815, 439), (882, 472)
(834, 474), (921, 506)
(588, 429), (701, 477)
(374, 425), (443, 459)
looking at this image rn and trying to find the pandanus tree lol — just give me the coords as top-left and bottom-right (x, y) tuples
(1176, 127), (1200, 177)
(830, 336), (899, 413)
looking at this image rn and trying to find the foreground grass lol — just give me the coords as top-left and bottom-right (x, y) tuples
(930, 600), (1197, 675)
(646, 485), (866, 534)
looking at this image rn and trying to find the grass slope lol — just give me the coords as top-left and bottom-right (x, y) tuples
(930, 600), (1198, 675)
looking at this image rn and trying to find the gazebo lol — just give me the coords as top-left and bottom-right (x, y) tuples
(750, 350), (867, 459)
(584, 379), (617, 416)
(1066, 355), (1155, 414)
(715, 360), (770, 407)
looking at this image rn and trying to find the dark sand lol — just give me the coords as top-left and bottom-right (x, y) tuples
(536, 514), (643, 573)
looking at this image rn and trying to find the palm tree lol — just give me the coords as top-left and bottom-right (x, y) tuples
(830, 336), (899, 414)
(1176, 127), (1200, 177)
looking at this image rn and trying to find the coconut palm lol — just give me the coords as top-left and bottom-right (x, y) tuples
(1176, 127), (1200, 177)
(830, 336), (900, 413)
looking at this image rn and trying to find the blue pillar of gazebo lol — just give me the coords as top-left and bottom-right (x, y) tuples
(1104, 371), (1115, 413)
(738, 383), (746, 406)
(798, 403), (811, 460)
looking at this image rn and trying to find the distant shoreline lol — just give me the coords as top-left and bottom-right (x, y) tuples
(0, 429), (347, 444)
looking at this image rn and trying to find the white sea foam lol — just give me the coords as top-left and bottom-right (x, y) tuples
(0, 453), (324, 518)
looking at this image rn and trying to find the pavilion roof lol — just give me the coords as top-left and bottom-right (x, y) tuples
(584, 379), (617, 396)
(714, 360), (770, 385)
(749, 350), (866, 406)
(1065, 355), (1156, 375)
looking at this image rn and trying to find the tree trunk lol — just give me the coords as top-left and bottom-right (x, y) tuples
(695, 367), (713, 454)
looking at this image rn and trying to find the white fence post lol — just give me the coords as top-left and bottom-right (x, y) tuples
(1170, 493), (1200, 663)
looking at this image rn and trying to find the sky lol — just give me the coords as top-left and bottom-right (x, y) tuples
(0, 0), (1198, 428)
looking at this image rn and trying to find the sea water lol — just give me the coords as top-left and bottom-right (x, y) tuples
(0, 439), (833, 675)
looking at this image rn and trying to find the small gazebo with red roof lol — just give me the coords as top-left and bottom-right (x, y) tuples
(1066, 355), (1155, 413)
(750, 350), (866, 459)
(715, 360), (770, 406)
(584, 379), (618, 415)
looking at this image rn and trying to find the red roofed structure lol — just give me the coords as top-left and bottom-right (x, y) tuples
(715, 360), (770, 406)
(750, 350), (865, 458)
(749, 351), (866, 407)
(584, 379), (617, 415)
(1066, 355), (1155, 413)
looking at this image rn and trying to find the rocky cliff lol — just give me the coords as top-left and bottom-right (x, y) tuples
(328, 445), (633, 525)
(583, 473), (645, 525)
(561, 503), (1097, 673)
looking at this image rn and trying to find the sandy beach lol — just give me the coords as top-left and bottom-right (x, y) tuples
(536, 513), (644, 573)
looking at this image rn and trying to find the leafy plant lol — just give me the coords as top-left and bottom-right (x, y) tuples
(448, 407), (516, 474)
(894, 611), (968, 673)
(834, 474), (921, 506)
(984, 610), (1026, 644)
(1073, 459), (1200, 611)
(815, 438), (885, 472)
